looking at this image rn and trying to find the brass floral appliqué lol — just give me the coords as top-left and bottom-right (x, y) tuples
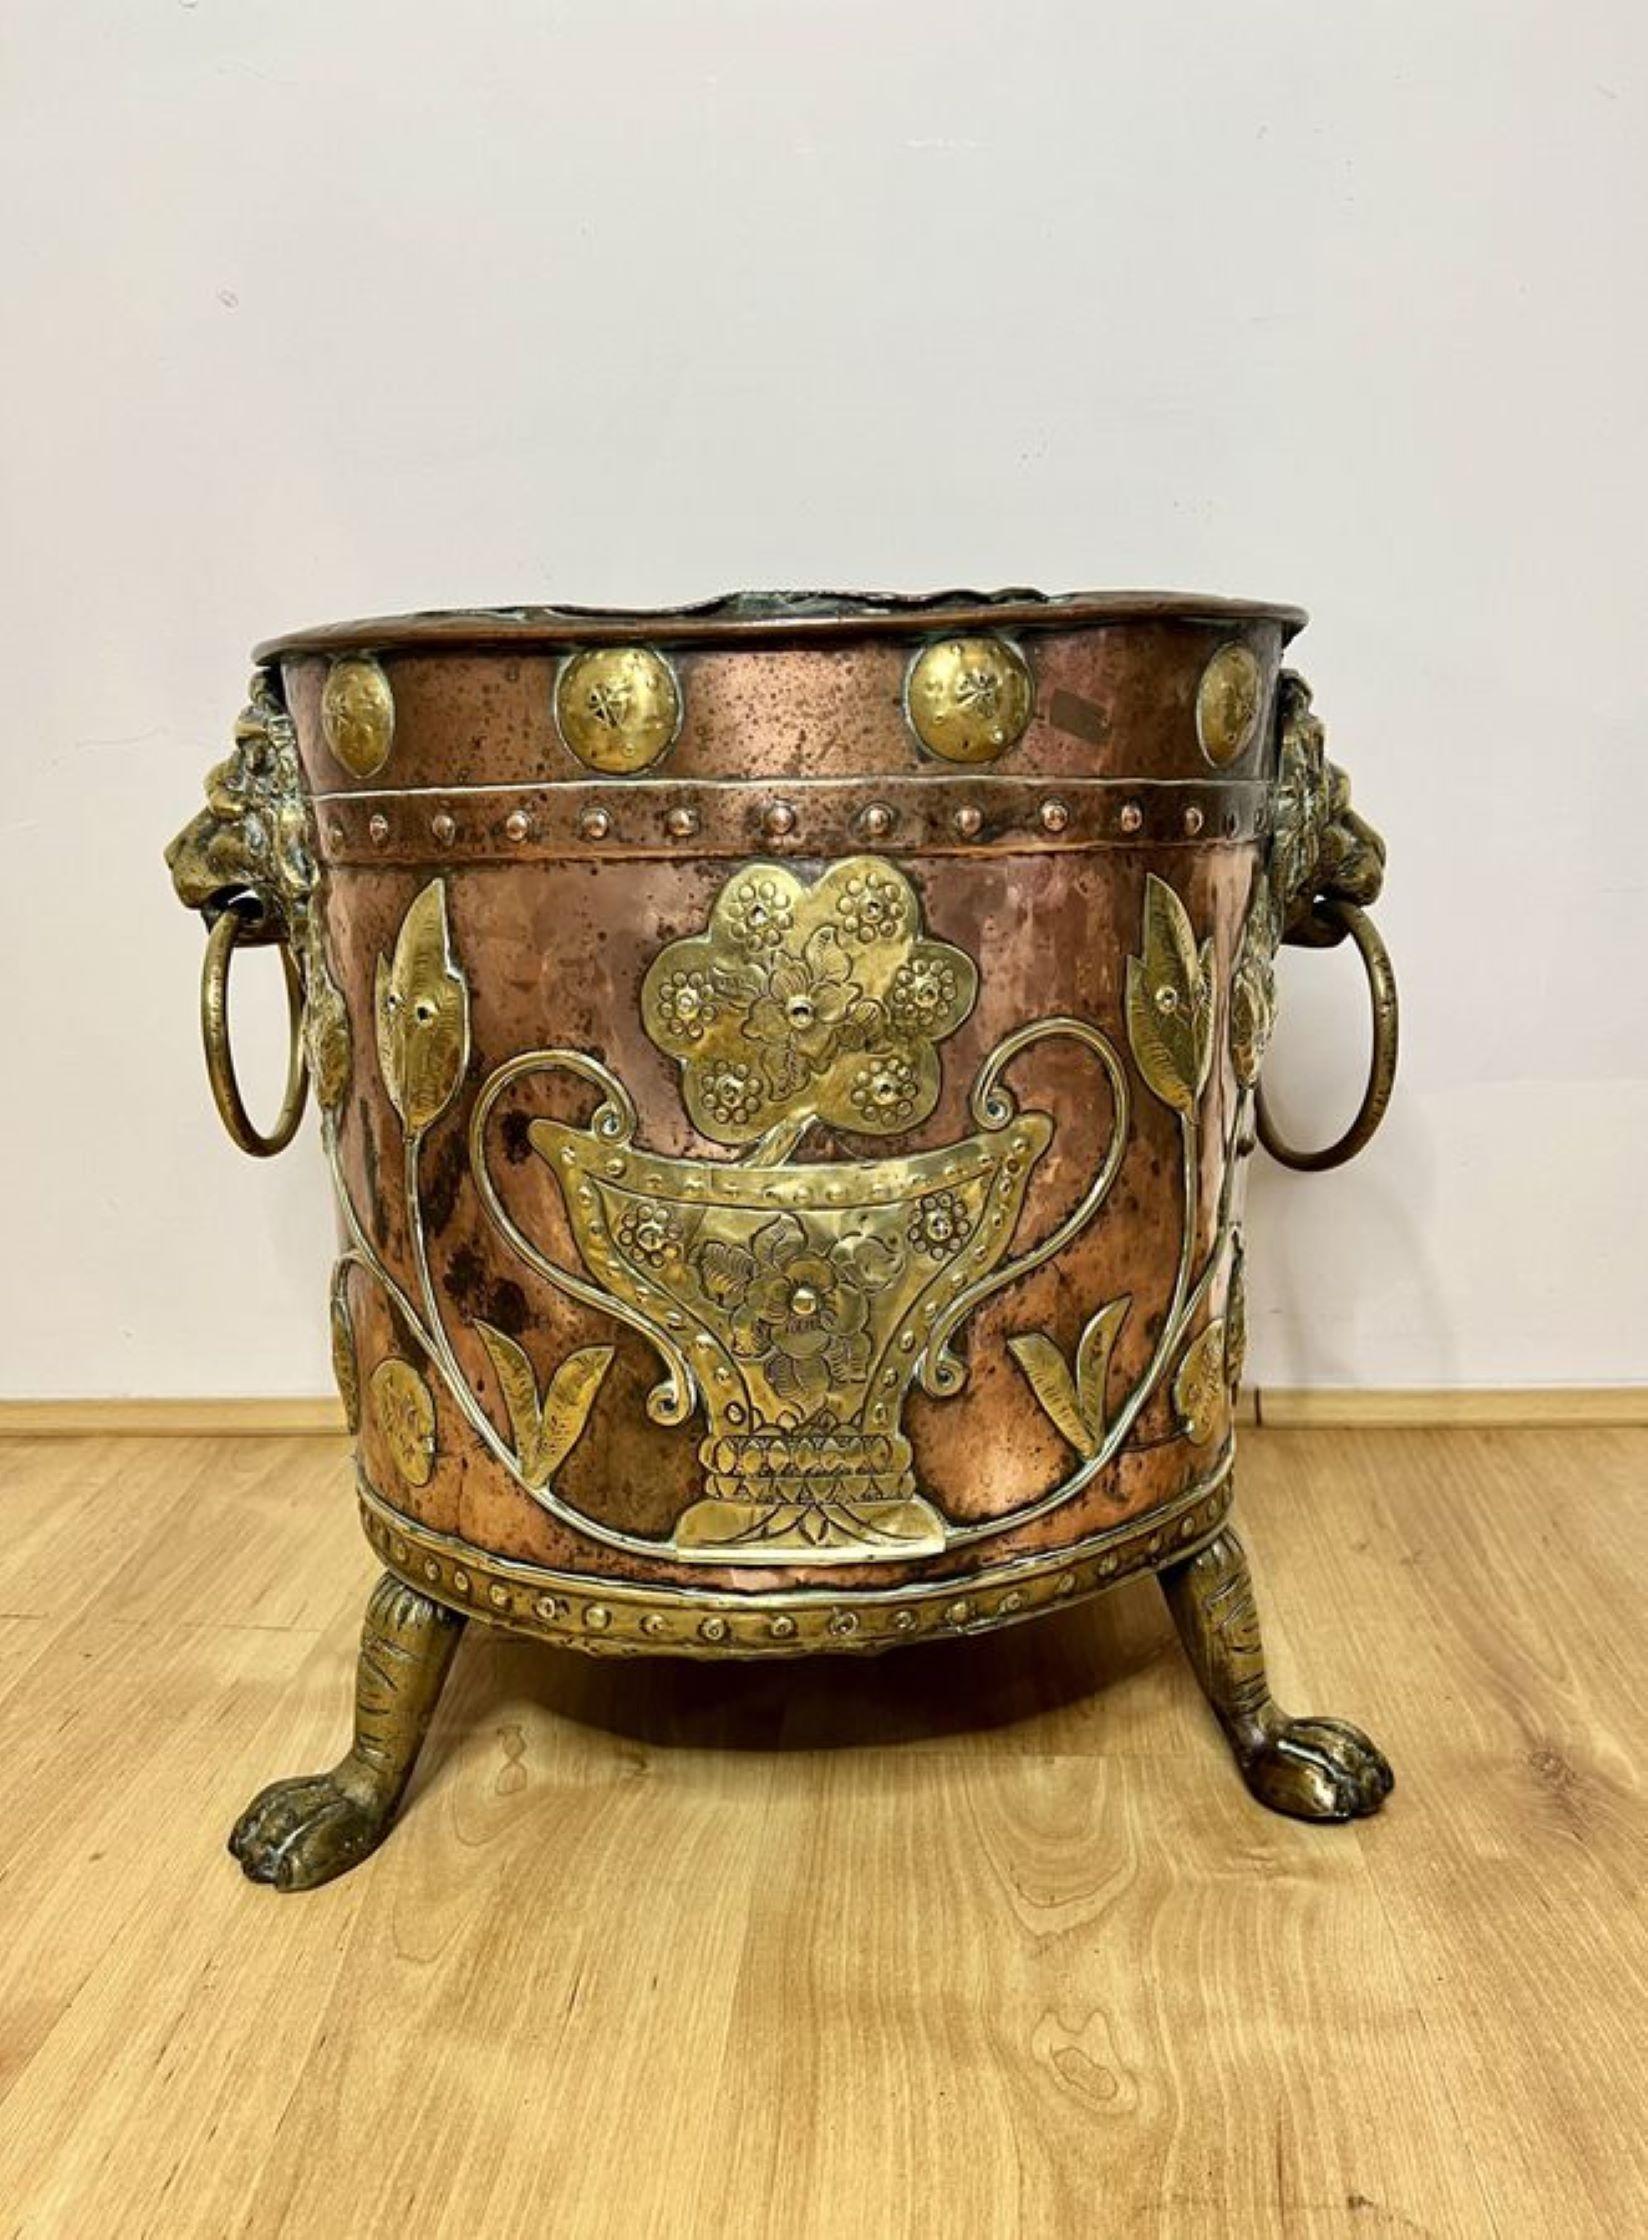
(640, 856), (976, 1147)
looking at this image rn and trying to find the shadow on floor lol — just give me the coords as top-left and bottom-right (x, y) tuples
(444, 1575), (1178, 1756)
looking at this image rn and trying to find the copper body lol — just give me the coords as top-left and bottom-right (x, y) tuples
(270, 594), (1292, 1601)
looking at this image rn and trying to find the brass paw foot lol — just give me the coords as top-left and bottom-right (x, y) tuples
(1158, 1522), (1393, 1825)
(229, 1570), (465, 1892)
(1237, 1714), (1393, 1823)
(230, 1772), (398, 1891)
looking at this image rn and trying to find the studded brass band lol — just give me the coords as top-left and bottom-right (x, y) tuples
(316, 776), (1270, 866)
(357, 1446), (1235, 1659)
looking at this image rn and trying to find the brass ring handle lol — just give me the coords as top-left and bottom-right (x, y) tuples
(200, 906), (309, 1157)
(1257, 899), (1398, 1172)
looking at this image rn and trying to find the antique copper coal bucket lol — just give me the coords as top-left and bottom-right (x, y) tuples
(167, 589), (1399, 1888)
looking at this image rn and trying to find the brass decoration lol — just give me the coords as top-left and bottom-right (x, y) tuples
(229, 1571), (465, 1890)
(1252, 672), (1400, 1169)
(199, 906), (310, 1157)
(330, 1274), (361, 1434)
(1269, 672), (1387, 938)
(321, 654), (395, 779)
(1007, 874), (1243, 1479)
(374, 878), (470, 1135)
(1229, 876), (1279, 1087)
(904, 635), (1034, 763)
(554, 645), (682, 774)
(359, 1452), (1236, 1659)
(473, 1325), (613, 1490)
(495, 1074), (1066, 1561)
(167, 668), (344, 1158)
(1125, 874), (1215, 1115)
(304, 921), (352, 1112)
(1159, 1527), (1392, 1821)
(463, 855), (1135, 1563)
(371, 1357), (436, 1487)
(165, 669), (315, 942)
(1006, 1298), (1131, 1460)
(1172, 1319), (1227, 1446)
(1224, 1241), (1248, 1394)
(640, 855), (977, 1149)
(1195, 643), (1263, 768)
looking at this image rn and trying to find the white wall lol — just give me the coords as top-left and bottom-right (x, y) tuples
(3, 0), (1644, 1399)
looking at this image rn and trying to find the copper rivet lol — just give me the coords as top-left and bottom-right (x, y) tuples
(1119, 801), (1143, 835)
(584, 1604), (611, 1630)
(1039, 797), (1070, 834)
(770, 1614), (797, 1640)
(700, 1615), (729, 1642)
(431, 811), (456, 846)
(368, 813), (389, 846)
(504, 809), (531, 843)
(327, 820), (345, 848)
(1184, 804), (1205, 837)
(1224, 808), (1240, 837)
(578, 807), (612, 842)
(946, 1599), (972, 1627)
(666, 804), (699, 839)
(953, 804), (983, 840)
(857, 802), (895, 840)
(763, 800), (797, 838)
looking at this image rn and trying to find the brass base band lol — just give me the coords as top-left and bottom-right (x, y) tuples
(357, 1446), (1236, 1660)
(316, 775), (1270, 866)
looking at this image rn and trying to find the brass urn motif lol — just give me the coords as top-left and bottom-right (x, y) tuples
(168, 587), (1401, 1891)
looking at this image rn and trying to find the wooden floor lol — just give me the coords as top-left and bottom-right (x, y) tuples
(0, 1429), (1643, 2238)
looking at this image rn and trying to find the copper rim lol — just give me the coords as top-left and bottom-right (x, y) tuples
(254, 586), (1307, 662)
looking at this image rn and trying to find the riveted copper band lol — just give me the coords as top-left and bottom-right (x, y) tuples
(358, 1445), (1236, 1659)
(316, 775), (1270, 865)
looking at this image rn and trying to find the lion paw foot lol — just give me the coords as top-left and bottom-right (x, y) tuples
(228, 1771), (393, 1891)
(1241, 1717), (1393, 1822)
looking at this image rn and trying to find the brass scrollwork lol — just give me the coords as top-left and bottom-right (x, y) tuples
(324, 856), (1269, 1567)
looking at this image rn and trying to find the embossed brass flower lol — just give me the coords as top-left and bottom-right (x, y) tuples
(693, 1212), (903, 1418)
(641, 857), (976, 1146)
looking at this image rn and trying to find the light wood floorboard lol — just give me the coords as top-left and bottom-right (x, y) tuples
(0, 1428), (1642, 2237)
